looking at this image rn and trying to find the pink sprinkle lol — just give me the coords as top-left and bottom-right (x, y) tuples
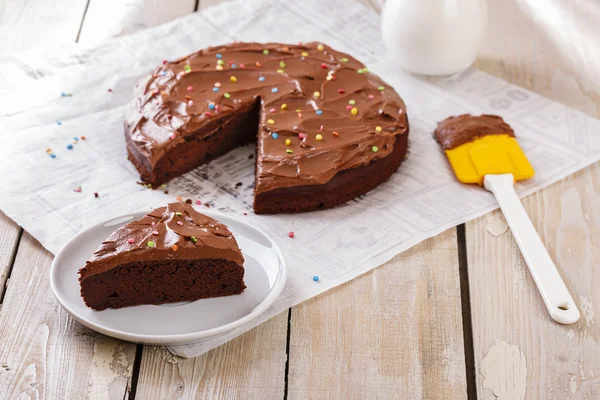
(177, 221), (183, 226)
(127, 238), (135, 244)
(320, 63), (327, 69)
(346, 105), (353, 110)
(215, 105), (221, 111)
(319, 125), (324, 131)
(169, 133), (176, 140)
(152, 89), (159, 95)
(214, 82), (221, 87)
(270, 108), (276, 113)
(107, 88), (113, 92)
(204, 112), (213, 117)
(162, 60), (168, 65)
(73, 186), (82, 193)
(187, 86), (194, 91)
(188, 100), (194, 106)
(196, 200), (202, 205)
(288, 231), (295, 238)
(368, 94), (375, 99)
(298, 133), (306, 139)
(228, 60), (234, 66)
(240, 64), (245, 68)
(338, 89), (345, 94)
(152, 230), (159, 235)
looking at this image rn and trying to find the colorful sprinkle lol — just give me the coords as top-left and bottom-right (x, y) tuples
(317, 44), (324, 51)
(378, 86), (385, 91)
(216, 65), (224, 71)
(56, 121), (62, 126)
(372, 146), (379, 152)
(263, 49), (269, 55)
(313, 91), (320, 98)
(375, 126), (382, 132)
(277, 69), (284, 74)
(326, 75), (334, 81)
(171, 244), (179, 251)
(212, 87), (219, 92)
(281, 103), (287, 110)
(338, 89), (345, 94)
(351, 107), (358, 115)
(196, 200), (202, 205)
(368, 94), (375, 99)
(256, 62), (262, 67)
(297, 112), (303, 118)
(298, 133), (306, 139)
(313, 275), (320, 282)
(152, 230), (159, 236)
(279, 61), (286, 68)
(348, 99), (356, 105)
(271, 87), (279, 93)
(240, 64), (245, 68)
(73, 137), (79, 141)
(73, 185), (81, 192)
(272, 133), (279, 139)
(285, 139), (291, 146)
(187, 100), (194, 106)
(80, 136), (86, 140)
(127, 238), (135, 244)
(269, 108), (276, 113)
(190, 236), (197, 244)
(224, 93), (231, 99)
(49, 154), (56, 158)
(175, 211), (182, 215)
(214, 82), (222, 87)
(258, 76), (266, 82)
(316, 134), (323, 141)
(301, 51), (308, 57)
(216, 53), (222, 59)
(217, 59), (224, 66)
(177, 220), (183, 226)
(333, 131), (339, 137)
(267, 119), (275, 124)
(169, 133), (176, 140)
(184, 64), (192, 73)
(147, 241), (155, 248)
(315, 110), (323, 115)
(230, 76), (237, 83)
(67, 144), (73, 150)
(346, 105), (353, 110)
(231, 64), (237, 69)
(286, 149), (293, 154)
(187, 86), (194, 91)
(341, 57), (349, 63)
(357, 68), (365, 74)
(209, 103), (216, 110)
(320, 63), (327, 69)
(288, 231), (295, 238)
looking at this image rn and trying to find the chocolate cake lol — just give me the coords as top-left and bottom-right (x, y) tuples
(79, 202), (245, 311)
(125, 42), (409, 214)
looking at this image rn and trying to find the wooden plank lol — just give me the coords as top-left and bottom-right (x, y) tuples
(0, 212), (21, 300)
(135, 311), (289, 399)
(470, 3), (600, 395)
(77, 0), (196, 43)
(288, 229), (468, 399)
(0, 233), (138, 400)
(0, 0), (89, 53)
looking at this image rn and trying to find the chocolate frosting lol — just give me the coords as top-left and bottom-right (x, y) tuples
(125, 42), (408, 193)
(434, 114), (515, 150)
(79, 202), (244, 280)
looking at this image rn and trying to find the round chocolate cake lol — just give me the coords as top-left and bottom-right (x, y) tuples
(125, 42), (409, 214)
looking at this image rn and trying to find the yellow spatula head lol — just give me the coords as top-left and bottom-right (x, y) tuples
(445, 134), (534, 185)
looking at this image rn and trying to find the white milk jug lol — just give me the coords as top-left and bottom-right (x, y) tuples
(381, 0), (488, 76)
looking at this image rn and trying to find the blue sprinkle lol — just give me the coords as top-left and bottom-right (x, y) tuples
(212, 87), (219, 92)
(56, 121), (62, 125)
(316, 110), (323, 115)
(271, 87), (279, 93)
(73, 137), (79, 141)
(271, 133), (279, 139)
(231, 64), (237, 69)
(258, 76), (266, 82)
(67, 144), (73, 150)
(313, 275), (320, 282)
(61, 92), (67, 97)
(216, 53), (223, 59)
(160, 71), (167, 76)
(208, 103), (215, 110)
(50, 154), (56, 158)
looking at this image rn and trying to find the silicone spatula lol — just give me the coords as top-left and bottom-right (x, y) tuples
(441, 122), (580, 325)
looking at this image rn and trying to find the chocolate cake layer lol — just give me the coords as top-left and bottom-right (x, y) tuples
(125, 42), (409, 213)
(79, 202), (245, 310)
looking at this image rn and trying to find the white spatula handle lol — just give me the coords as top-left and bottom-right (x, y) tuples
(483, 174), (580, 324)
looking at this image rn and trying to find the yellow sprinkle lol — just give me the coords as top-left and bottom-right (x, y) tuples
(326, 75), (333, 81)
(277, 69), (284, 74)
(316, 134), (323, 141)
(230, 76), (237, 82)
(301, 51), (308, 57)
(216, 65), (223, 71)
(375, 126), (382, 132)
(313, 91), (320, 98)
(285, 139), (291, 146)
(281, 104), (287, 110)
(296, 109), (302, 112)
(267, 119), (275, 125)
(317, 44), (324, 51)
(351, 107), (358, 116)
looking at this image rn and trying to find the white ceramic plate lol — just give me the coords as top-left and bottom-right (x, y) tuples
(50, 209), (287, 345)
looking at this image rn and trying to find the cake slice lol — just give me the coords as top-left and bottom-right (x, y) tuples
(79, 202), (245, 311)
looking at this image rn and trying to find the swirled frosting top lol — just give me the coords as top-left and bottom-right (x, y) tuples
(125, 42), (409, 193)
(79, 202), (244, 280)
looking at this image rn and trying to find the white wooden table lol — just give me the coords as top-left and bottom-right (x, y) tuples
(0, 0), (598, 398)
